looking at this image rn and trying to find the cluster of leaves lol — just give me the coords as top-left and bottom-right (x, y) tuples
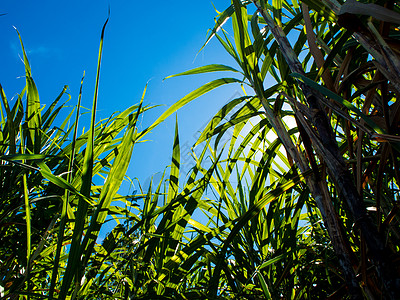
(1, 0), (400, 299)
(180, 0), (400, 298)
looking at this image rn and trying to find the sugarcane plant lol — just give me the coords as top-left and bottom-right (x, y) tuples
(0, 17), (223, 299)
(161, 0), (400, 298)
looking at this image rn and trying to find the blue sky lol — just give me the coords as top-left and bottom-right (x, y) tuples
(0, 1), (244, 190)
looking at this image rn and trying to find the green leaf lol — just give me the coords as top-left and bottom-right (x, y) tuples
(59, 16), (109, 298)
(140, 78), (243, 137)
(167, 116), (180, 205)
(15, 27), (42, 153)
(201, 5), (235, 51)
(259, 254), (284, 269)
(257, 273), (272, 299)
(164, 64), (241, 79)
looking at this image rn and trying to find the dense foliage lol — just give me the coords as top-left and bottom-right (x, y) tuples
(1, 0), (400, 299)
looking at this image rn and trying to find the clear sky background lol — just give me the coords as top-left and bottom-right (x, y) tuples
(0, 1), (244, 192)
